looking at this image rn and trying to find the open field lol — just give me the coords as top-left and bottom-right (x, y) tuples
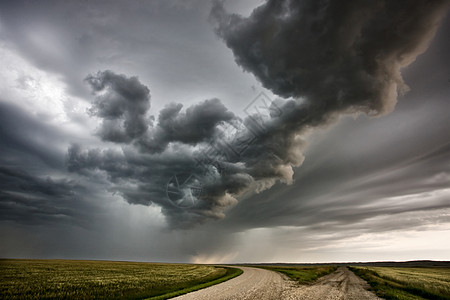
(349, 266), (450, 300)
(251, 265), (337, 284)
(0, 259), (242, 299)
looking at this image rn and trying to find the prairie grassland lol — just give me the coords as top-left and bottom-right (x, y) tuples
(349, 266), (450, 300)
(0, 259), (241, 299)
(253, 265), (337, 284)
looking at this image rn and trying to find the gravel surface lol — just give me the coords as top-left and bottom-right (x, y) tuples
(172, 266), (286, 300)
(173, 266), (381, 300)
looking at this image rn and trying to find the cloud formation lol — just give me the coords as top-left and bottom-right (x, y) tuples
(68, 0), (449, 228)
(85, 71), (151, 143)
(68, 71), (243, 227)
(138, 98), (236, 153)
(211, 0), (449, 115)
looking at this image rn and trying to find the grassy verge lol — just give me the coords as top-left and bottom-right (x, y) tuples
(0, 259), (242, 300)
(147, 267), (242, 300)
(252, 265), (337, 284)
(349, 266), (450, 300)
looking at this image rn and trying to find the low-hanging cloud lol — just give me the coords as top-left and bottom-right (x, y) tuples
(68, 0), (449, 228)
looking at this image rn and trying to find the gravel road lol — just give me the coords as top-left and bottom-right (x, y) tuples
(173, 266), (381, 300)
(172, 266), (286, 300)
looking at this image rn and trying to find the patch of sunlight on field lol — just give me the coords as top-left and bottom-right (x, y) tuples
(0, 259), (231, 299)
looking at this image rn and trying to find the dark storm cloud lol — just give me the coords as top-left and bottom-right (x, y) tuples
(0, 166), (95, 227)
(70, 70), (249, 227)
(84, 70), (237, 151)
(210, 0), (449, 190)
(138, 98), (236, 153)
(67, 133), (253, 228)
(211, 0), (449, 115)
(207, 0), (449, 215)
(67, 143), (211, 227)
(85, 70), (151, 143)
(67, 0), (449, 228)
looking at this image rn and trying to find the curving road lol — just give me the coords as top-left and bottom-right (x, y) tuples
(173, 266), (381, 300)
(173, 266), (286, 300)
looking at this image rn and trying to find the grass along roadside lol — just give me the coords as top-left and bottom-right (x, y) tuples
(349, 266), (450, 300)
(0, 259), (242, 300)
(252, 265), (337, 284)
(147, 267), (242, 300)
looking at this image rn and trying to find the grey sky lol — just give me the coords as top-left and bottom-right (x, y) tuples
(0, 0), (449, 263)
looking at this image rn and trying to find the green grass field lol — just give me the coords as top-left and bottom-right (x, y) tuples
(252, 265), (337, 284)
(349, 266), (450, 300)
(0, 259), (242, 299)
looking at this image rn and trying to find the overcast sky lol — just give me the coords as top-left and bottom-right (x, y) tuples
(0, 0), (449, 263)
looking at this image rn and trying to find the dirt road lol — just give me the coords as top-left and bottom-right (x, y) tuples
(173, 266), (381, 300)
(283, 266), (381, 299)
(173, 266), (286, 300)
